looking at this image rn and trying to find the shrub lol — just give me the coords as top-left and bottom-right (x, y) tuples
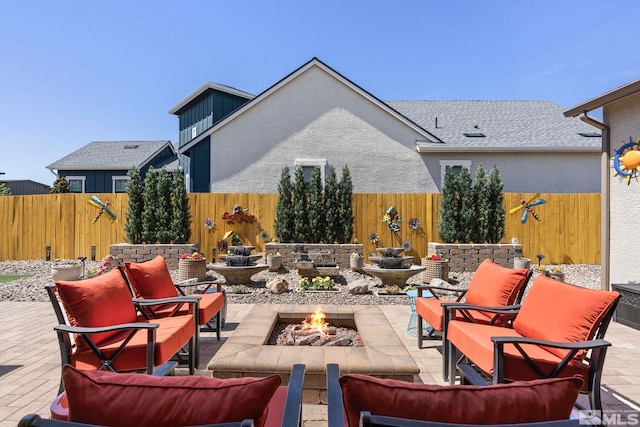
(155, 169), (173, 244)
(125, 168), (144, 244)
(486, 166), (505, 244)
(471, 164), (489, 243)
(437, 166), (459, 243)
(142, 167), (159, 243)
(324, 166), (340, 244)
(171, 168), (191, 244)
(50, 177), (69, 194)
(292, 166), (310, 243)
(308, 167), (325, 243)
(338, 165), (354, 244)
(457, 166), (474, 243)
(274, 167), (294, 243)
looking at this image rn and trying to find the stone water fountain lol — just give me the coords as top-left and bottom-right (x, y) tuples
(363, 247), (426, 287)
(206, 245), (269, 284)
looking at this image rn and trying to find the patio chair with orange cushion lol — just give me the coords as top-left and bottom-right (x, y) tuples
(415, 259), (532, 381)
(326, 363), (582, 427)
(20, 363), (306, 427)
(446, 273), (620, 413)
(120, 255), (225, 365)
(47, 268), (197, 393)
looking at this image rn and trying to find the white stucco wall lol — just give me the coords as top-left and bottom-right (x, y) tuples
(204, 64), (600, 194)
(606, 92), (640, 285)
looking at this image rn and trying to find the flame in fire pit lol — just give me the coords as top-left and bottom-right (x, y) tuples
(302, 309), (329, 335)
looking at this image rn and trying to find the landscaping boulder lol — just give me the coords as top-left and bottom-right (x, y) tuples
(348, 280), (370, 295)
(267, 277), (288, 294)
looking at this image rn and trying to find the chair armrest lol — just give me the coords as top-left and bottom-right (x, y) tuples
(444, 303), (521, 314)
(281, 364), (305, 427)
(491, 336), (612, 350)
(54, 322), (159, 334)
(326, 363), (345, 427)
(175, 280), (223, 295)
(19, 413), (255, 427)
(133, 296), (201, 306)
(417, 285), (468, 301)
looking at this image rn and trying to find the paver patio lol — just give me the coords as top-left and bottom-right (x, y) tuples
(1, 301), (639, 426)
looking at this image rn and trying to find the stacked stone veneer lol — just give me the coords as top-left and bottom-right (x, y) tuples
(427, 242), (524, 272)
(264, 243), (363, 269)
(109, 243), (199, 270)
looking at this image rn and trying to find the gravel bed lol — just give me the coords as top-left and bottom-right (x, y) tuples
(0, 260), (602, 304)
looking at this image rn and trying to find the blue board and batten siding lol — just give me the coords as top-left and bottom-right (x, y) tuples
(177, 89), (250, 148)
(59, 145), (177, 193)
(189, 136), (211, 193)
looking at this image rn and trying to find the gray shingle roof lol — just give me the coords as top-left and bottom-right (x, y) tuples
(386, 100), (601, 148)
(47, 141), (175, 170)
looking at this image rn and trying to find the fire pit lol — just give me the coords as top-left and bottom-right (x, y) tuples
(207, 304), (419, 403)
(269, 309), (362, 347)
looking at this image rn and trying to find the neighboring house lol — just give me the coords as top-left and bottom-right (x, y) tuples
(170, 57), (601, 194)
(47, 141), (178, 193)
(0, 180), (50, 195)
(565, 78), (640, 289)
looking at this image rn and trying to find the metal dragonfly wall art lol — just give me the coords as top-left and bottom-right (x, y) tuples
(509, 193), (546, 224)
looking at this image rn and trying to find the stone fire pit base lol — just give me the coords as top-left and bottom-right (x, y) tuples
(207, 304), (419, 404)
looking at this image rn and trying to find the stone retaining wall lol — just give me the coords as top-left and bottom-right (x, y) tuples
(427, 242), (524, 272)
(109, 243), (199, 270)
(264, 243), (364, 269)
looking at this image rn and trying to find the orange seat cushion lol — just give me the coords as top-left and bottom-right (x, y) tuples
(71, 315), (195, 371)
(464, 259), (529, 307)
(55, 268), (137, 352)
(125, 255), (177, 299)
(62, 365), (281, 427)
(513, 275), (619, 360)
(339, 373), (582, 427)
(447, 320), (590, 390)
(415, 298), (490, 332)
(151, 291), (224, 326)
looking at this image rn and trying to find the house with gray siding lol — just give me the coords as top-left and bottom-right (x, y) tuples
(171, 57), (601, 194)
(47, 140), (177, 193)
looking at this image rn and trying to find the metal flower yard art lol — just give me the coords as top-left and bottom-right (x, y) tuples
(509, 193), (546, 224)
(382, 206), (402, 232)
(612, 135), (640, 185)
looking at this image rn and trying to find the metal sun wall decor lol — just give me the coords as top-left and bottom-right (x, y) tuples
(87, 196), (116, 223)
(612, 135), (640, 185)
(509, 193), (546, 224)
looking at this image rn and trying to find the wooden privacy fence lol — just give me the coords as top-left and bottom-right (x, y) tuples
(0, 193), (600, 264)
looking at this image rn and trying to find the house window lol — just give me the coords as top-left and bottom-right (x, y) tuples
(439, 160), (471, 187)
(294, 159), (327, 186)
(66, 176), (86, 193)
(112, 176), (129, 193)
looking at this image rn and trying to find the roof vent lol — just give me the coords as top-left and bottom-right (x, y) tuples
(578, 132), (601, 137)
(463, 132), (485, 138)
(124, 144), (140, 149)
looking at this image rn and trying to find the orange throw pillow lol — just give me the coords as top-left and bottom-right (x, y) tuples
(465, 259), (528, 307)
(339, 374), (583, 427)
(55, 268), (137, 352)
(63, 365), (281, 427)
(124, 255), (177, 299)
(513, 274), (619, 360)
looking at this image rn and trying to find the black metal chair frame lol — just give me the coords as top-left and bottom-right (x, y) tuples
(46, 283), (197, 393)
(18, 414), (254, 427)
(446, 295), (620, 413)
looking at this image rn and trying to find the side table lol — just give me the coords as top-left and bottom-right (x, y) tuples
(406, 288), (434, 337)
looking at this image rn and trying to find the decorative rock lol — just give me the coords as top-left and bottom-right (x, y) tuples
(267, 277), (288, 294)
(348, 280), (370, 295)
(429, 278), (451, 287)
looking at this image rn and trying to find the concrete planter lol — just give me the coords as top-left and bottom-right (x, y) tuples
(51, 265), (82, 281)
(266, 256), (282, 271)
(350, 257), (364, 270)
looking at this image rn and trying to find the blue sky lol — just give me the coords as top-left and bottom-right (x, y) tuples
(1, 0), (638, 186)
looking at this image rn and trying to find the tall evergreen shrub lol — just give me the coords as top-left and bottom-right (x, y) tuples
(171, 168), (191, 244)
(323, 166), (340, 244)
(292, 166), (310, 242)
(125, 168), (144, 244)
(142, 167), (159, 243)
(337, 165), (354, 244)
(0, 182), (11, 196)
(471, 164), (489, 243)
(486, 166), (505, 244)
(437, 166), (460, 243)
(274, 167), (294, 242)
(457, 166), (474, 243)
(50, 177), (69, 193)
(155, 169), (173, 244)
(307, 167), (325, 243)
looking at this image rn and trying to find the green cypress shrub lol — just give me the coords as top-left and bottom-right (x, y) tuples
(437, 166), (460, 243)
(457, 166), (474, 243)
(338, 165), (354, 244)
(50, 177), (69, 193)
(323, 166), (340, 244)
(486, 166), (506, 244)
(307, 167), (325, 243)
(0, 182), (11, 196)
(292, 166), (310, 242)
(155, 169), (173, 244)
(471, 164), (489, 243)
(274, 167), (294, 243)
(142, 167), (159, 243)
(170, 169), (191, 244)
(125, 168), (144, 244)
